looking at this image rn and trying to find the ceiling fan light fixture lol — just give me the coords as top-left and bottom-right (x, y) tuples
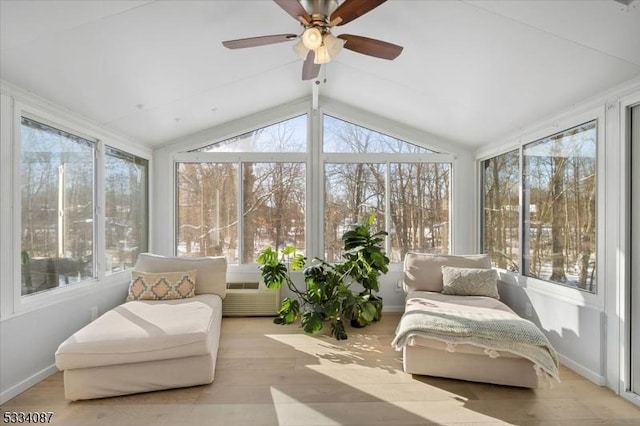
(323, 33), (345, 57)
(313, 45), (331, 64)
(292, 40), (310, 60)
(302, 27), (323, 50)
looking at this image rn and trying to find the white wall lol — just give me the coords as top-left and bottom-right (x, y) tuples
(0, 83), (152, 403)
(497, 280), (603, 383)
(0, 281), (128, 402)
(477, 76), (640, 392)
(151, 96), (477, 312)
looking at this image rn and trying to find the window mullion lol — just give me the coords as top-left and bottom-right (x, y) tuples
(385, 162), (391, 256)
(310, 110), (322, 259)
(95, 141), (105, 280)
(237, 162), (244, 264)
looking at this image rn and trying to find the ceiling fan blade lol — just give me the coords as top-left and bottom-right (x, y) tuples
(337, 34), (403, 60)
(330, 0), (386, 26)
(222, 34), (297, 49)
(302, 50), (320, 80)
(273, 0), (311, 23)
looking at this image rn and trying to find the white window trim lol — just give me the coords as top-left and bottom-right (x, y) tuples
(617, 92), (640, 404)
(476, 106), (606, 310)
(2, 97), (151, 320)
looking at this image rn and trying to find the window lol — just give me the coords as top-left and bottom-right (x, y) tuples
(324, 162), (386, 262)
(21, 117), (95, 295)
(177, 163), (238, 261)
(19, 116), (150, 297)
(523, 121), (597, 292)
(195, 115), (306, 153)
(323, 116), (450, 263)
(176, 116), (307, 263)
(481, 149), (520, 271)
(104, 147), (149, 274)
(176, 113), (452, 264)
(323, 115), (435, 154)
(389, 163), (450, 261)
(481, 120), (597, 293)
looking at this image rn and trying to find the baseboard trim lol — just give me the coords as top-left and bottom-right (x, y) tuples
(558, 353), (606, 386)
(0, 364), (58, 404)
(621, 390), (640, 407)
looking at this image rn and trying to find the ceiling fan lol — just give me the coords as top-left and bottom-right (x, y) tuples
(222, 0), (403, 80)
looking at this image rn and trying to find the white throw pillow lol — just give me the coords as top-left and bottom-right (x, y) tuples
(441, 266), (500, 299)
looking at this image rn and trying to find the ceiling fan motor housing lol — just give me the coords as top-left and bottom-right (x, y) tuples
(300, 0), (340, 18)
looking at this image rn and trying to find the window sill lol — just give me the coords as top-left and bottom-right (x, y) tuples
(496, 269), (604, 310)
(2, 270), (131, 322)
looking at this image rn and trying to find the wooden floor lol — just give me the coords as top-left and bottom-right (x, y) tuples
(2, 313), (640, 426)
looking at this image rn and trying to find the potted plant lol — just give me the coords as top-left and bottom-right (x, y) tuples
(256, 214), (389, 340)
(339, 216), (389, 326)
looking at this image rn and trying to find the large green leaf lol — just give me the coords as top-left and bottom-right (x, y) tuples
(256, 247), (278, 265)
(275, 297), (300, 325)
(301, 312), (324, 334)
(290, 253), (306, 271)
(260, 262), (288, 289)
(330, 319), (347, 340)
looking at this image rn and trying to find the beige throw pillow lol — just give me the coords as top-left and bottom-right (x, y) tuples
(441, 266), (500, 299)
(126, 270), (197, 301)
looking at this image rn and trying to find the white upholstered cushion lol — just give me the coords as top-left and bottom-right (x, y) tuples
(55, 294), (222, 370)
(134, 253), (227, 298)
(403, 253), (491, 292)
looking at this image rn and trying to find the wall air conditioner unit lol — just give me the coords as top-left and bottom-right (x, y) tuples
(222, 281), (281, 317)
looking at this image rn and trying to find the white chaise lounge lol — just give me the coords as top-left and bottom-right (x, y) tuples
(392, 253), (559, 388)
(55, 253), (227, 400)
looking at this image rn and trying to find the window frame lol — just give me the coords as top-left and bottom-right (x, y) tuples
(104, 145), (149, 275)
(321, 153), (453, 261)
(174, 153), (308, 264)
(477, 106), (605, 308)
(479, 147), (522, 272)
(5, 101), (152, 317)
(172, 104), (459, 271)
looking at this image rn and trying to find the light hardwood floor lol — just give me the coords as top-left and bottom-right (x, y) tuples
(2, 313), (639, 425)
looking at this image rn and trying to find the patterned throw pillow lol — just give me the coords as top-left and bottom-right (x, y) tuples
(126, 270), (197, 301)
(441, 266), (500, 299)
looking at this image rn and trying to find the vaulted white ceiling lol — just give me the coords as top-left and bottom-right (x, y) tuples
(1, 0), (639, 149)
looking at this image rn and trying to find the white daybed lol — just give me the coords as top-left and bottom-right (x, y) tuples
(392, 253), (559, 388)
(55, 253), (227, 400)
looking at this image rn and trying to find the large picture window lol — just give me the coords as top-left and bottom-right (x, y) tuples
(481, 120), (597, 293)
(21, 117), (95, 295)
(523, 121), (597, 292)
(20, 116), (150, 296)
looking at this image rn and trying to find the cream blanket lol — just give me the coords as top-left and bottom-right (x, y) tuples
(392, 292), (560, 382)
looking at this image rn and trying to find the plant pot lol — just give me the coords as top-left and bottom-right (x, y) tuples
(350, 317), (368, 328)
(370, 296), (383, 322)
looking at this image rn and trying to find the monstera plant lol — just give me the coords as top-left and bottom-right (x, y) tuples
(256, 214), (389, 340)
